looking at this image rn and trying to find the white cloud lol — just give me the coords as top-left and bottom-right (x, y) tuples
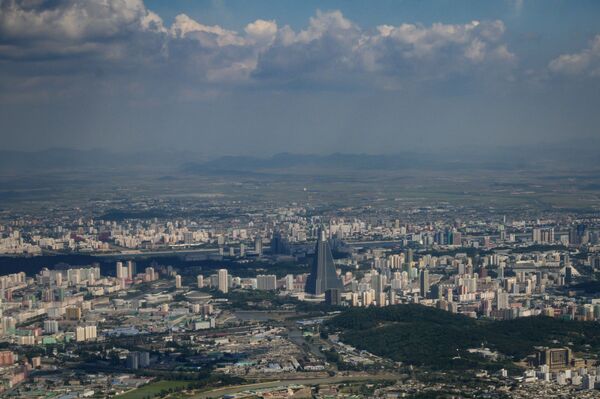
(549, 35), (600, 77)
(169, 14), (245, 47)
(245, 19), (277, 47)
(0, 2), (519, 93)
(0, 0), (151, 41)
(254, 14), (516, 85)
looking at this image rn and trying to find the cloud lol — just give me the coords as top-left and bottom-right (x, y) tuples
(358, 20), (516, 77)
(244, 19), (277, 47)
(0, 0), (165, 64)
(0, 1), (519, 98)
(253, 13), (516, 86)
(169, 14), (244, 47)
(548, 35), (600, 77)
(0, 0), (161, 43)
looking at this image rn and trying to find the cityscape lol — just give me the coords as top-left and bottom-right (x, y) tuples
(1, 0), (600, 398)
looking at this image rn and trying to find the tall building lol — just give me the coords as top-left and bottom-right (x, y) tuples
(565, 266), (573, 285)
(305, 229), (343, 296)
(284, 274), (294, 291)
(126, 351), (150, 370)
(127, 260), (136, 279)
(419, 269), (430, 297)
(257, 274), (277, 290)
(270, 230), (290, 254)
(197, 275), (204, 289)
(496, 289), (509, 310)
(75, 325), (96, 342)
(175, 274), (182, 289)
(66, 307), (81, 321)
(116, 262), (124, 279)
(218, 269), (229, 293)
(372, 273), (385, 294)
(44, 320), (59, 334)
(126, 352), (139, 370)
(145, 267), (156, 282)
(325, 288), (341, 306)
(452, 231), (462, 246)
(254, 236), (263, 256)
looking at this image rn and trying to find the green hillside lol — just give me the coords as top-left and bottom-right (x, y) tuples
(326, 304), (600, 371)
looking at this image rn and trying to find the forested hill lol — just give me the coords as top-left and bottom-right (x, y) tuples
(326, 304), (600, 371)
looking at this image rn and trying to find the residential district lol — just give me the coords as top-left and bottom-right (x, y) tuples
(0, 203), (600, 398)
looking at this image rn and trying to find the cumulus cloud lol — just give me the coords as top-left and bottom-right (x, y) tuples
(245, 19), (277, 47)
(0, 1), (519, 94)
(355, 20), (515, 78)
(0, 0), (165, 64)
(549, 35), (600, 77)
(252, 13), (516, 85)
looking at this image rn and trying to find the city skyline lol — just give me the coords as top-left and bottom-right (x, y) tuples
(2, 1), (600, 397)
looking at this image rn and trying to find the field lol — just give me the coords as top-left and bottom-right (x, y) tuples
(119, 380), (191, 399)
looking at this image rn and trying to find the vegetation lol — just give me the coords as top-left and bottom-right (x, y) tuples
(118, 374), (243, 399)
(118, 380), (191, 399)
(326, 304), (600, 371)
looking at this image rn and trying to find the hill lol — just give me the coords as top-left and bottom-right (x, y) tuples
(326, 304), (600, 371)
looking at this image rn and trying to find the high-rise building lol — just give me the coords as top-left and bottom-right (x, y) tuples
(270, 230), (290, 254)
(419, 269), (430, 297)
(43, 320), (59, 334)
(139, 351), (150, 367)
(126, 260), (135, 279)
(145, 267), (156, 282)
(325, 288), (341, 306)
(116, 262), (124, 279)
(565, 266), (573, 285)
(175, 274), (182, 289)
(75, 325), (96, 342)
(218, 269), (228, 293)
(254, 236), (263, 256)
(257, 274), (277, 290)
(362, 289), (374, 307)
(197, 275), (204, 289)
(126, 352), (139, 370)
(66, 307), (81, 321)
(372, 273), (385, 294)
(496, 289), (509, 310)
(284, 274), (294, 291)
(126, 351), (150, 369)
(452, 231), (462, 246)
(305, 229), (343, 296)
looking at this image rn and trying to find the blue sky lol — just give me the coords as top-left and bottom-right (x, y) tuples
(143, 0), (600, 59)
(0, 0), (599, 155)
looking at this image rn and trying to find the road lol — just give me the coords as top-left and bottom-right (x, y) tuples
(190, 373), (401, 398)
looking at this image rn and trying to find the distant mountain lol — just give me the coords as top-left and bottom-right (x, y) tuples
(2, 139), (598, 176)
(0, 148), (204, 174)
(182, 152), (522, 174)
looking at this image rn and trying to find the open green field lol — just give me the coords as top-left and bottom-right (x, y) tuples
(119, 380), (191, 399)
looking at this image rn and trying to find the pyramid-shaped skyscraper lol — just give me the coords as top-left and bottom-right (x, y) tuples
(305, 228), (343, 296)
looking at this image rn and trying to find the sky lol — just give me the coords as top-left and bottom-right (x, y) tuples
(0, 0), (599, 156)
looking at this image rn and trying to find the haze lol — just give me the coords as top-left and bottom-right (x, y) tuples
(1, 0), (599, 156)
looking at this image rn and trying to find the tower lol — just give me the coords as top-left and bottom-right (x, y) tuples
(218, 269), (228, 293)
(420, 269), (429, 298)
(305, 228), (343, 296)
